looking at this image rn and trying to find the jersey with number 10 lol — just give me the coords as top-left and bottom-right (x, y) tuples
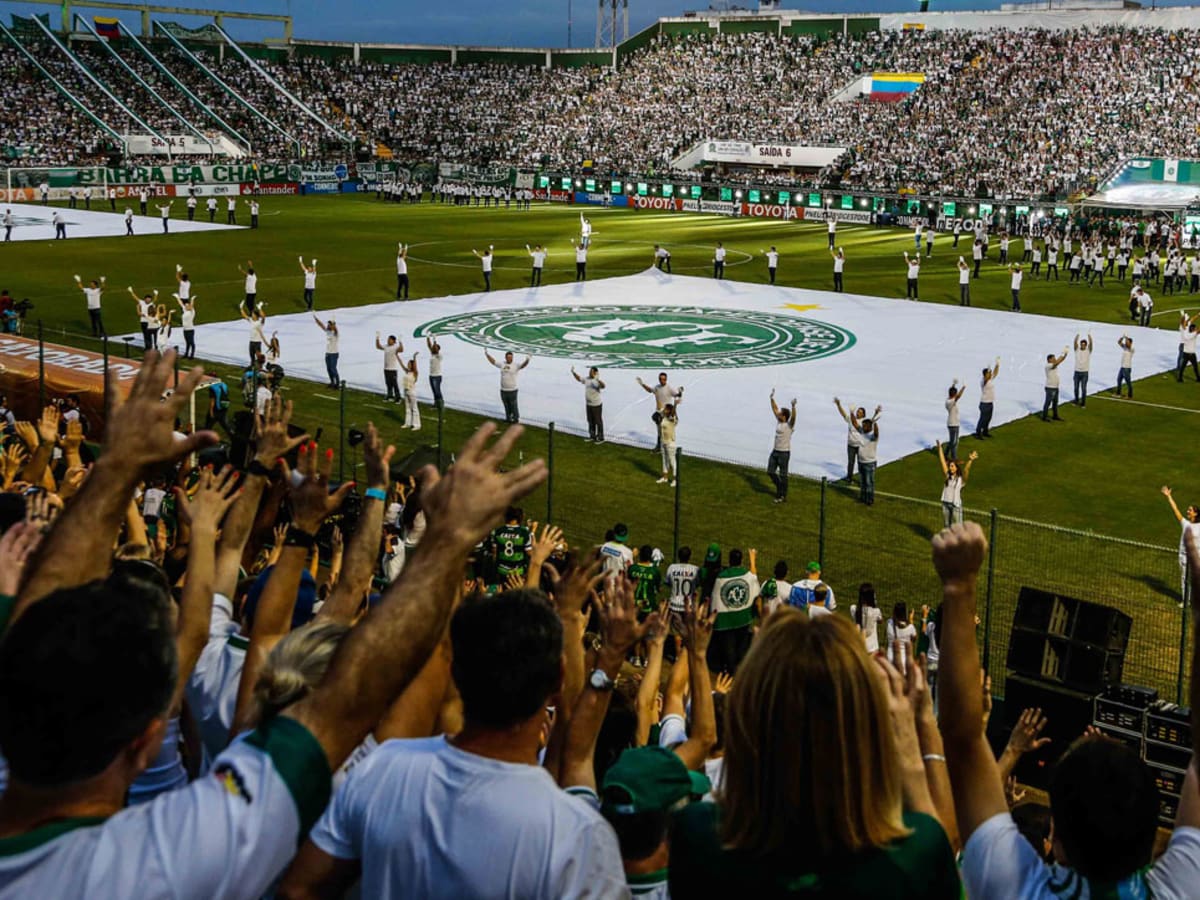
(491, 524), (531, 575)
(665, 563), (700, 614)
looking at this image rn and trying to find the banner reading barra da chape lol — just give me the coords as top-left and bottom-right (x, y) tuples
(4, 164), (304, 189)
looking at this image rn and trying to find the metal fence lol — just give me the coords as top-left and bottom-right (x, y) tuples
(7, 324), (1193, 705)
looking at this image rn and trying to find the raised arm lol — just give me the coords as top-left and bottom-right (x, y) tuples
(519, 356), (531, 370)
(284, 423), (548, 770)
(571, 367), (583, 384)
(13, 352), (216, 619)
(1073, 334), (1080, 351)
(769, 389), (780, 417)
(961, 450), (978, 484)
(788, 399), (797, 428)
(1162, 485), (1185, 523)
(931, 522), (1008, 841)
(833, 396), (849, 422)
(169, 467), (241, 714)
(374, 333), (385, 352)
(672, 601), (717, 771)
(936, 440), (949, 478)
(318, 424), (393, 625)
(636, 377), (654, 394)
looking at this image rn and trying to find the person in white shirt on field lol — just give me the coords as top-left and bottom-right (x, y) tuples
(123, 207), (134, 236)
(937, 440), (977, 528)
(129, 286), (158, 351)
(831, 246), (845, 292)
(653, 244), (672, 273)
(944, 378), (966, 459)
(833, 397), (866, 483)
(375, 333), (404, 402)
(156, 202), (172, 234)
(175, 290), (197, 359)
(571, 365), (606, 442)
(526, 243), (547, 286)
(975, 357), (1000, 438)
(903, 251), (920, 299)
(761, 246), (779, 284)
(1178, 318), (1200, 382)
(657, 400), (680, 486)
(1072, 333), (1093, 405)
(472, 245), (495, 292)
(573, 241), (588, 281)
(426, 337), (444, 408)
(637, 373), (683, 453)
(1009, 263), (1024, 312)
(226, 195), (237, 224)
(206, 196), (217, 221)
(958, 256), (971, 305)
(713, 242), (727, 279)
(1162, 485), (1200, 607)
(313, 314), (340, 388)
(238, 260), (257, 315)
(486, 349), (530, 423)
(580, 213), (593, 247)
(73, 273), (106, 337)
(1115, 335), (1135, 398)
(767, 389), (796, 503)
(298, 256), (317, 310)
(1042, 346), (1068, 422)
(401, 353), (421, 431)
(396, 243), (410, 299)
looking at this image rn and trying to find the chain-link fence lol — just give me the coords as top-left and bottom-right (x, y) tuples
(8, 324), (1193, 704)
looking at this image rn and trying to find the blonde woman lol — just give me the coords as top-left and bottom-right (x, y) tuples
(656, 399), (680, 487)
(669, 610), (959, 896)
(401, 352), (421, 431)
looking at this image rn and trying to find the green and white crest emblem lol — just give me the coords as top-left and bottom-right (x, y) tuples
(414, 305), (855, 369)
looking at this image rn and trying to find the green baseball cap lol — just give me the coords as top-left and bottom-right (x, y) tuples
(806, 561), (821, 573)
(601, 746), (711, 815)
(613, 523), (629, 543)
(760, 579), (778, 599)
(704, 542), (721, 564)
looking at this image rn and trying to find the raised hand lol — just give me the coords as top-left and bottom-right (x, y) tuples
(416, 422), (547, 552)
(104, 350), (217, 471)
(254, 394), (308, 466)
(931, 521), (988, 587)
(0, 443), (27, 487)
(529, 522), (564, 570)
(36, 406), (60, 445)
(360, 422), (395, 490)
(285, 441), (355, 534)
(543, 555), (604, 620)
(676, 598), (716, 655)
(58, 464), (89, 500)
(0, 522), (43, 596)
(713, 671), (734, 694)
(11, 421), (38, 452)
(1005, 707), (1051, 758)
(505, 571), (525, 591)
(596, 574), (660, 660)
(59, 419), (84, 455)
(175, 465), (240, 536)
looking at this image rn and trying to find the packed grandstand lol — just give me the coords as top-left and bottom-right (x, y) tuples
(3, 13), (1200, 199)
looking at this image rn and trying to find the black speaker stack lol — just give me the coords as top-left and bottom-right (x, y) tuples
(1003, 587), (1133, 789)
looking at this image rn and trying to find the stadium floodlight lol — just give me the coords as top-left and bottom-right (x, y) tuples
(969, 206), (977, 214)
(625, 183), (633, 191)
(735, 190), (743, 199)
(575, 179), (582, 187)
(860, 198), (868, 207)
(794, 193), (804, 203)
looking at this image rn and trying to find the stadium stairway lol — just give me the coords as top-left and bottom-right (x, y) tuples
(153, 21), (303, 157)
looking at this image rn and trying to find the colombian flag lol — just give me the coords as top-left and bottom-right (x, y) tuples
(94, 16), (120, 40)
(869, 72), (925, 102)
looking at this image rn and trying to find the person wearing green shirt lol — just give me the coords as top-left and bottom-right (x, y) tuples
(706, 548), (758, 675)
(628, 544), (663, 667)
(490, 506), (531, 582)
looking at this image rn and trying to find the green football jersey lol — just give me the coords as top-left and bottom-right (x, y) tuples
(629, 563), (662, 612)
(492, 524), (531, 574)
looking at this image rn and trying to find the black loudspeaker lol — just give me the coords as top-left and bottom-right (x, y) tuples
(1007, 588), (1131, 692)
(1004, 674), (1099, 790)
(389, 445), (441, 482)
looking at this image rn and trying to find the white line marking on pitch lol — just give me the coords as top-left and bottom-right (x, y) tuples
(1093, 394), (1200, 414)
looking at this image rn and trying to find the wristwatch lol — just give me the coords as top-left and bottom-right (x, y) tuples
(588, 669), (615, 692)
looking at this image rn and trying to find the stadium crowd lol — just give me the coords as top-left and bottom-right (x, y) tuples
(4, 25), (1200, 198)
(0, 351), (1196, 898)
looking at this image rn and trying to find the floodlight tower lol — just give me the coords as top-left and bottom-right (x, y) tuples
(596, 0), (628, 49)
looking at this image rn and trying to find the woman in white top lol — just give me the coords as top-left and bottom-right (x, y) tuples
(936, 440), (977, 528)
(657, 400), (680, 487)
(850, 583), (883, 654)
(886, 601), (917, 673)
(174, 292), (197, 359)
(154, 304), (174, 351)
(402, 353), (421, 431)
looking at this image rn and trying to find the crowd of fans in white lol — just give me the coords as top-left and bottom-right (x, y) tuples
(0, 353), (1197, 898)
(3, 25), (1199, 197)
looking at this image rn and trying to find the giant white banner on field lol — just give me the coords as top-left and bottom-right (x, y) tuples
(182, 271), (1180, 478)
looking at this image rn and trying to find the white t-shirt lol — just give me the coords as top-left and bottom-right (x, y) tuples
(480, 254), (493, 273)
(530, 250), (546, 268)
(946, 398), (960, 427)
(858, 430), (878, 463)
(851, 604), (883, 653)
(765, 251), (779, 267)
(715, 247), (726, 262)
(181, 306), (195, 329)
(255, 384), (272, 415)
(142, 487), (166, 518)
(652, 383), (678, 409)
(0, 717), (329, 900)
(773, 419), (793, 452)
(396, 254), (408, 275)
(665, 562), (700, 614)
(886, 618), (917, 669)
(599, 540), (634, 575)
(178, 279), (191, 301)
(325, 330), (339, 354)
(310, 736), (626, 898)
(382, 345), (400, 371)
(1179, 519), (1200, 566)
(1074, 348), (1091, 372)
(907, 260), (920, 279)
(941, 475), (963, 507)
(244, 273), (257, 294)
(962, 813), (1200, 900)
(833, 255), (845, 273)
(429, 352), (443, 377)
(1011, 270), (1023, 289)
(1045, 363), (1060, 389)
(84, 287), (101, 310)
(496, 362), (520, 391)
(1120, 344), (1134, 368)
(575, 247), (588, 263)
(304, 270), (316, 290)
(583, 377), (603, 406)
(959, 266), (970, 285)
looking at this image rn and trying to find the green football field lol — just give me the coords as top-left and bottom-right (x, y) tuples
(7, 193), (1197, 697)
